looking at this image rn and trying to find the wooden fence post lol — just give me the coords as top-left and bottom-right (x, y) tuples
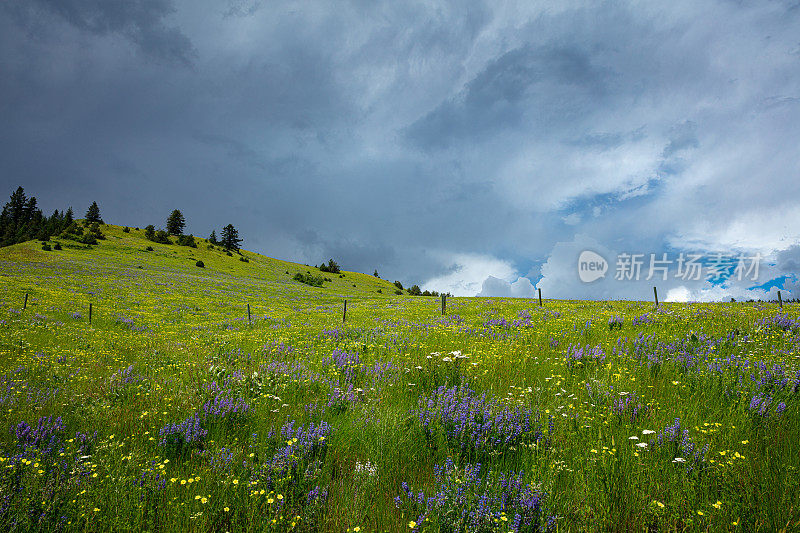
(538, 288), (542, 307)
(653, 286), (659, 307)
(343, 300), (347, 323)
(89, 303), (92, 325)
(23, 293), (28, 310)
(441, 294), (446, 316)
(247, 303), (251, 325)
(778, 290), (783, 309)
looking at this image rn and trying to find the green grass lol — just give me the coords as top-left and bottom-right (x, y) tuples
(0, 223), (798, 531)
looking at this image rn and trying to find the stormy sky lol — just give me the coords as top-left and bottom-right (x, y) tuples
(2, 0), (799, 300)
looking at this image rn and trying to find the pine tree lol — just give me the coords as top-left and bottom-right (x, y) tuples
(7, 187), (27, 226)
(208, 230), (218, 244)
(85, 201), (102, 223)
(0, 187), (46, 246)
(166, 209), (186, 235)
(46, 210), (60, 237)
(220, 224), (242, 251)
(0, 187), (73, 247)
(0, 187), (25, 245)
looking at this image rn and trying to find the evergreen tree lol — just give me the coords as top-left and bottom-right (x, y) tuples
(319, 259), (340, 273)
(208, 230), (218, 244)
(0, 187), (45, 246)
(7, 187), (27, 226)
(45, 210), (60, 238)
(23, 196), (38, 223)
(0, 187), (76, 247)
(1, 187), (26, 245)
(64, 207), (74, 225)
(407, 284), (422, 296)
(85, 201), (102, 223)
(144, 225), (156, 241)
(220, 224), (242, 251)
(166, 209), (186, 235)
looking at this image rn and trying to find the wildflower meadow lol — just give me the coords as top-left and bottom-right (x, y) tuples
(0, 225), (798, 531)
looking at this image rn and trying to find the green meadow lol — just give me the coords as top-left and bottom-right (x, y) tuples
(0, 224), (798, 531)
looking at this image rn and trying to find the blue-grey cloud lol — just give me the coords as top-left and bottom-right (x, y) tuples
(405, 44), (608, 149)
(5, 0), (196, 66)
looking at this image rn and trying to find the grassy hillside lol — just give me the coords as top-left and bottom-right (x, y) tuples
(0, 223), (799, 531)
(2, 223), (401, 311)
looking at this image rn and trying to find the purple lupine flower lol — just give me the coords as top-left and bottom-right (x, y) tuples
(159, 413), (208, 456)
(202, 393), (250, 421)
(565, 344), (606, 368)
(416, 385), (541, 456)
(395, 459), (549, 531)
(14, 415), (65, 455)
(306, 485), (328, 505)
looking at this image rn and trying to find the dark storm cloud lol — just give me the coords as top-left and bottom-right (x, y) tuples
(192, 133), (266, 169)
(404, 44), (608, 149)
(5, 0), (196, 66)
(1, 0), (800, 297)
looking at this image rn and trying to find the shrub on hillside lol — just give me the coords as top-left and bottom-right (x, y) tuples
(154, 230), (171, 244)
(294, 272), (325, 287)
(176, 234), (197, 248)
(79, 233), (97, 245)
(196, 260), (204, 268)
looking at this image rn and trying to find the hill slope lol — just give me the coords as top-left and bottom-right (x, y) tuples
(0, 223), (409, 327)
